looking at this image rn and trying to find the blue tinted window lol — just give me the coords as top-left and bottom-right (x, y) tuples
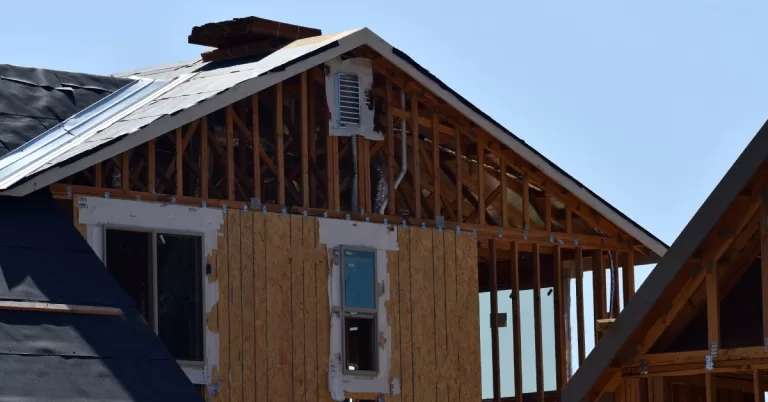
(343, 249), (376, 309)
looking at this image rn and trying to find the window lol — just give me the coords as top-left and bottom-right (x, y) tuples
(105, 229), (204, 363)
(340, 247), (378, 375)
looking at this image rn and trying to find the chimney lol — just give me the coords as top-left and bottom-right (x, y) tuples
(189, 17), (322, 62)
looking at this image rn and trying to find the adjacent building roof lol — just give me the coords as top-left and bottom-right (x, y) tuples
(0, 28), (668, 259)
(0, 189), (202, 401)
(563, 120), (768, 402)
(0, 64), (133, 156)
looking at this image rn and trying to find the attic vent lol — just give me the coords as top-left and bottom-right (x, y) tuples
(335, 73), (361, 126)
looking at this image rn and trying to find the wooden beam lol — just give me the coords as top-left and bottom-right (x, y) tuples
(533, 242), (544, 401)
(501, 157), (509, 227)
(761, 196), (768, 349)
(705, 373), (716, 402)
(0, 300), (122, 317)
(433, 110), (441, 218)
(386, 80), (396, 215)
(755, 369), (764, 402)
(490, 239), (501, 402)
(478, 138), (486, 225)
(301, 72), (309, 208)
(576, 247), (586, 365)
(553, 246), (567, 392)
(252, 94), (261, 202)
(276, 82), (285, 205)
(611, 250), (620, 316)
(706, 260), (720, 350)
(201, 116), (209, 199)
(410, 96), (421, 218)
(511, 241), (524, 402)
(623, 250), (635, 304)
(455, 130), (463, 222)
(545, 193), (552, 233)
(523, 174), (530, 228)
(593, 250), (607, 339)
(226, 106), (235, 201)
(566, 207), (573, 233)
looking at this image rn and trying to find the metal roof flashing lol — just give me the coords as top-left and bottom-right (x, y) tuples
(0, 75), (194, 190)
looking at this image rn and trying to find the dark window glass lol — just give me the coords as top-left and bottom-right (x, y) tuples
(343, 249), (376, 310)
(105, 229), (152, 323)
(344, 315), (376, 372)
(156, 233), (204, 362)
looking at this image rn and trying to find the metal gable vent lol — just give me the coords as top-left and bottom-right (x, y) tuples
(335, 73), (361, 126)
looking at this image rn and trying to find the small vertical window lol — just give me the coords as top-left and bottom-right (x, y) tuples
(341, 247), (378, 374)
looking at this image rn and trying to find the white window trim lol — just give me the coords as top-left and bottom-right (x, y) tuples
(77, 196), (224, 385)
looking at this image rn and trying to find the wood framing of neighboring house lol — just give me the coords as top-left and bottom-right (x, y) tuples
(564, 121), (768, 402)
(0, 16), (667, 402)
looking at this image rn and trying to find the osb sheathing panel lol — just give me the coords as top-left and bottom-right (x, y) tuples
(205, 211), (478, 401)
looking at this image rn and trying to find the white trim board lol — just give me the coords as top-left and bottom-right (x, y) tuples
(6, 27), (666, 258)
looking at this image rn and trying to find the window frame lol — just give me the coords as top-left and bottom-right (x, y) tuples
(103, 225), (206, 368)
(339, 245), (379, 376)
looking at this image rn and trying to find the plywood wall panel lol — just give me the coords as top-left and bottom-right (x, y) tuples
(215, 211), (230, 402)
(228, 210), (243, 402)
(290, 214), (306, 402)
(457, 231), (481, 402)
(386, 242), (401, 402)
(241, 212), (255, 402)
(411, 227), (436, 402)
(267, 213), (292, 402)
(443, 230), (460, 402)
(316, 218), (333, 402)
(397, 226), (414, 402)
(433, 230), (448, 402)
(253, 212), (268, 402)
(303, 216), (318, 402)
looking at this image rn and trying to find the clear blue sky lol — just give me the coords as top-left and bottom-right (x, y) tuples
(6, 0), (768, 397)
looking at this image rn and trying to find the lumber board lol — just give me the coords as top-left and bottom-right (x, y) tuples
(386, 80), (396, 215)
(267, 212), (291, 402)
(276, 83), (285, 205)
(226, 106), (235, 201)
(533, 243), (544, 401)
(303, 216), (318, 402)
(478, 140), (486, 226)
(575, 248), (586, 365)
(301, 72), (310, 208)
(433, 111), (441, 218)
(0, 301), (122, 316)
(290, 214), (306, 402)
(455, 131), (463, 222)
(316, 218), (332, 402)
(252, 94), (261, 202)
(242, 211), (256, 402)
(228, 210), (243, 402)
(457, 230), (481, 401)
(622, 251), (635, 304)
(553, 246), (567, 392)
(443, 230), (460, 402)
(434, 229), (448, 402)
(511, 241), (523, 402)
(489, 238), (500, 402)
(215, 212), (230, 402)
(398, 226), (414, 402)
(411, 97), (421, 218)
(411, 226), (435, 402)
(253, 211), (268, 402)
(706, 260), (720, 348)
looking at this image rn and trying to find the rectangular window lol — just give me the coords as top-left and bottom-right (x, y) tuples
(340, 247), (378, 374)
(105, 229), (204, 363)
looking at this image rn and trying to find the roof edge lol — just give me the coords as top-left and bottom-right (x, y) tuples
(2, 28), (667, 258)
(563, 119), (768, 401)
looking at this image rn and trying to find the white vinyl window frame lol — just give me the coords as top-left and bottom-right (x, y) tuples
(338, 246), (378, 376)
(76, 195), (223, 385)
(102, 226), (206, 368)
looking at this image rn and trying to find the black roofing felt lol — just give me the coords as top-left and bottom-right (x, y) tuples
(0, 190), (202, 401)
(563, 120), (768, 402)
(0, 64), (134, 157)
